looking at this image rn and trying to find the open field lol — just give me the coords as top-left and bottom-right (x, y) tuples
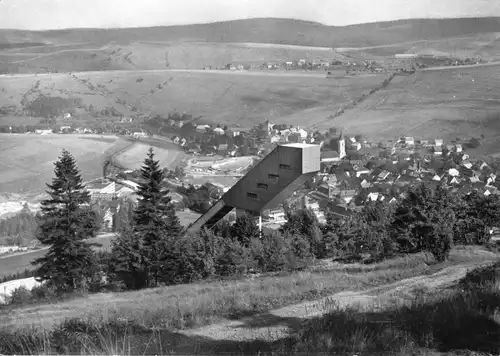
(338, 32), (500, 60)
(115, 141), (186, 170)
(0, 209), (200, 279)
(0, 133), (187, 195)
(312, 64), (500, 155)
(2, 17), (500, 58)
(0, 134), (121, 194)
(0, 69), (386, 129)
(0, 233), (117, 278)
(2, 18), (500, 75)
(1, 246), (496, 335)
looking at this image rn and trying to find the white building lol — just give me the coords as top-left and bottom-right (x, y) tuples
(35, 129), (52, 135)
(86, 180), (116, 200)
(132, 131), (147, 139)
(196, 124), (211, 133)
(0, 278), (44, 304)
(213, 127), (225, 135)
(119, 180), (140, 191)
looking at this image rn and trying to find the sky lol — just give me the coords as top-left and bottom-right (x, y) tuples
(0, 0), (499, 30)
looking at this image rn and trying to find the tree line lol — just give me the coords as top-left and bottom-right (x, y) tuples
(18, 147), (500, 297)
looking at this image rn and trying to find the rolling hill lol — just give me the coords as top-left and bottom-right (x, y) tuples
(0, 69), (386, 128)
(1, 18), (500, 73)
(319, 65), (500, 157)
(2, 17), (500, 48)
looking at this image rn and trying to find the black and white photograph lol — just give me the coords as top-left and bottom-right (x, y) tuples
(1, 0), (500, 355)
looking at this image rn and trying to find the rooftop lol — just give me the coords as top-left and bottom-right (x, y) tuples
(86, 181), (113, 190)
(281, 143), (319, 148)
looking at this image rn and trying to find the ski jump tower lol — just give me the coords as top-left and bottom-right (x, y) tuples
(186, 143), (321, 234)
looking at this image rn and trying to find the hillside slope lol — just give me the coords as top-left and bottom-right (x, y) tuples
(2, 17), (500, 48)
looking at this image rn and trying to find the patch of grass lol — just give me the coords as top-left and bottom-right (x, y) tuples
(1, 250), (500, 355)
(0, 133), (117, 194)
(115, 141), (186, 170)
(331, 64), (500, 147)
(0, 234), (117, 278)
(2, 247), (496, 332)
(292, 261), (500, 355)
(0, 69), (385, 130)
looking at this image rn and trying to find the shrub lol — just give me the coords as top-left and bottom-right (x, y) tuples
(161, 233), (215, 285)
(29, 284), (58, 302)
(215, 239), (252, 277)
(8, 286), (32, 305)
(253, 231), (290, 272)
(284, 232), (314, 270)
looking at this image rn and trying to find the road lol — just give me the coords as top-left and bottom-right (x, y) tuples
(420, 61), (500, 71)
(2, 61), (500, 80)
(179, 258), (497, 343)
(0, 233), (117, 279)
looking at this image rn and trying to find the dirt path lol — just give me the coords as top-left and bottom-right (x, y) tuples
(178, 260), (494, 342)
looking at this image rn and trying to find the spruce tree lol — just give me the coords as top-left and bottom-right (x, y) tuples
(133, 147), (182, 287)
(31, 149), (100, 292)
(110, 225), (146, 290)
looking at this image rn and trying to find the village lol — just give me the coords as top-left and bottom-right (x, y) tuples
(1, 102), (499, 255)
(217, 53), (488, 73)
(54, 112), (498, 237)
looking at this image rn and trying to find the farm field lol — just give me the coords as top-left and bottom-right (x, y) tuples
(0, 41), (342, 73)
(0, 68), (387, 129)
(115, 141), (186, 170)
(0, 134), (122, 195)
(0, 209), (200, 280)
(338, 32), (500, 61)
(321, 64), (500, 155)
(74, 69), (385, 129)
(0, 233), (117, 278)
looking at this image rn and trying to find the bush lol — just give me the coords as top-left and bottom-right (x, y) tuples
(421, 228), (454, 263)
(284, 232), (314, 270)
(253, 231), (290, 272)
(7, 286), (32, 305)
(161, 234), (215, 285)
(215, 239), (253, 277)
(29, 284), (58, 302)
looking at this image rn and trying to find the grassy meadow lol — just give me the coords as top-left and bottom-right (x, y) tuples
(0, 134), (119, 194)
(0, 246), (499, 355)
(0, 234), (117, 279)
(116, 141), (186, 171)
(326, 64), (500, 153)
(1, 246), (496, 331)
(0, 67), (388, 129)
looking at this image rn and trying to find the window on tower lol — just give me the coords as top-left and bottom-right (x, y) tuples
(247, 192), (258, 199)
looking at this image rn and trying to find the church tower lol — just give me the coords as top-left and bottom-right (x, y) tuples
(338, 131), (346, 158)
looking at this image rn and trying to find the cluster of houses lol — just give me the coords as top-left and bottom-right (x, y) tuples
(259, 134), (500, 226)
(82, 176), (190, 230)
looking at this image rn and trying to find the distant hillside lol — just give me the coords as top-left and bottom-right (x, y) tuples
(1, 17), (500, 48)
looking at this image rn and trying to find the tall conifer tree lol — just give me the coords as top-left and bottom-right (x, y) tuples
(133, 147), (182, 287)
(32, 149), (100, 292)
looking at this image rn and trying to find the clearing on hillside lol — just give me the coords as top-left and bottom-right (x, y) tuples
(312, 64), (500, 155)
(0, 134), (119, 194)
(115, 141), (186, 170)
(74, 69), (387, 129)
(0, 69), (387, 129)
(1, 246), (496, 333)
